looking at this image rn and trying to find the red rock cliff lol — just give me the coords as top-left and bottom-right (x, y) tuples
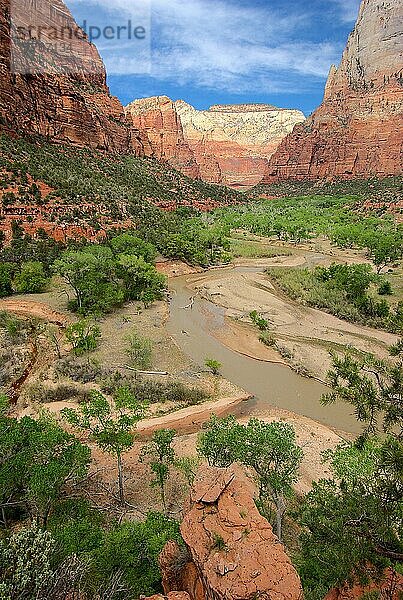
(126, 96), (201, 178)
(264, 0), (403, 183)
(0, 0), (147, 153)
(159, 465), (303, 600)
(127, 97), (305, 188)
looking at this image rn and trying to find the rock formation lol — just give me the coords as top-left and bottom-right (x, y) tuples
(158, 465), (303, 600)
(126, 98), (305, 188)
(264, 0), (403, 183)
(126, 96), (200, 178)
(0, 0), (148, 153)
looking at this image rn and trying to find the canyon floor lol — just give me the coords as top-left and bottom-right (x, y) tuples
(2, 235), (399, 521)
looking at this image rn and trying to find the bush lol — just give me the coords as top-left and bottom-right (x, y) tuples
(378, 280), (392, 295)
(13, 261), (48, 293)
(259, 331), (276, 347)
(92, 512), (182, 598)
(65, 320), (101, 356)
(102, 374), (209, 406)
(125, 332), (152, 370)
(55, 357), (103, 383)
(205, 358), (221, 375)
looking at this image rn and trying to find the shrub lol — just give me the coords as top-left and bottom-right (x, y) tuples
(92, 512), (182, 598)
(0, 263), (13, 297)
(205, 358), (222, 375)
(125, 332), (153, 370)
(65, 320), (101, 356)
(13, 261), (48, 294)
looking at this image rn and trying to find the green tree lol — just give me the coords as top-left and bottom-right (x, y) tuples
(109, 233), (157, 263)
(297, 437), (403, 593)
(65, 319), (101, 356)
(322, 351), (403, 439)
(198, 415), (303, 540)
(0, 263), (13, 298)
(62, 389), (146, 504)
(141, 429), (176, 511)
(0, 403), (90, 526)
(117, 254), (166, 307)
(13, 260), (48, 293)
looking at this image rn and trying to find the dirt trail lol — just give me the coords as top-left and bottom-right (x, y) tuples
(0, 299), (69, 326)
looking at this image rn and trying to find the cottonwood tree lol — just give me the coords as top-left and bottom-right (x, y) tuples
(198, 415), (303, 541)
(0, 397), (90, 526)
(62, 389), (146, 504)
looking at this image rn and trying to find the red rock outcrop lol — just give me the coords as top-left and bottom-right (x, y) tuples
(159, 465), (302, 600)
(264, 0), (403, 183)
(126, 98), (305, 189)
(0, 0), (148, 153)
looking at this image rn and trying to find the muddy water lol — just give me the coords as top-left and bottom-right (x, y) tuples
(168, 267), (361, 435)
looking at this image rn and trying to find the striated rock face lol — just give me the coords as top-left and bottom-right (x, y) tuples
(159, 465), (302, 600)
(126, 97), (305, 188)
(176, 102), (305, 188)
(0, 0), (147, 153)
(126, 96), (200, 178)
(264, 0), (403, 183)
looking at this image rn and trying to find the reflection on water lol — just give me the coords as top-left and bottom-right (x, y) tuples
(167, 268), (361, 435)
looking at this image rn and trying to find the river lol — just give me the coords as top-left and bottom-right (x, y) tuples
(167, 267), (361, 435)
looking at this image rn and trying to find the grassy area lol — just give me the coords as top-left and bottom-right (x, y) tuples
(230, 237), (292, 259)
(266, 265), (402, 333)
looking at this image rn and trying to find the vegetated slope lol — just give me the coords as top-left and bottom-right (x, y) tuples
(264, 0), (403, 183)
(0, 134), (244, 241)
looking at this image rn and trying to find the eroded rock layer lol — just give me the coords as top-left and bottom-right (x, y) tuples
(126, 97), (305, 188)
(264, 0), (403, 182)
(0, 0), (147, 153)
(159, 465), (303, 600)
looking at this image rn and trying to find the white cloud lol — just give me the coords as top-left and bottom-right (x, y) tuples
(67, 0), (347, 92)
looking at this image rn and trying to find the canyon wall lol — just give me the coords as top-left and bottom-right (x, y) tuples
(0, 0), (148, 153)
(127, 97), (305, 188)
(264, 0), (403, 183)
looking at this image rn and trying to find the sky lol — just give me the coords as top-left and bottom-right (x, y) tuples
(66, 0), (361, 116)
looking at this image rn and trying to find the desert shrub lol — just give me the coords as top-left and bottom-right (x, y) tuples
(65, 320), (101, 356)
(259, 331), (276, 347)
(378, 280), (393, 295)
(55, 357), (103, 383)
(25, 382), (89, 404)
(102, 374), (209, 406)
(125, 332), (153, 370)
(250, 310), (270, 331)
(48, 498), (104, 560)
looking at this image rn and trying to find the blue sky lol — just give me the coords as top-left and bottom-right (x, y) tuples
(67, 0), (361, 116)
